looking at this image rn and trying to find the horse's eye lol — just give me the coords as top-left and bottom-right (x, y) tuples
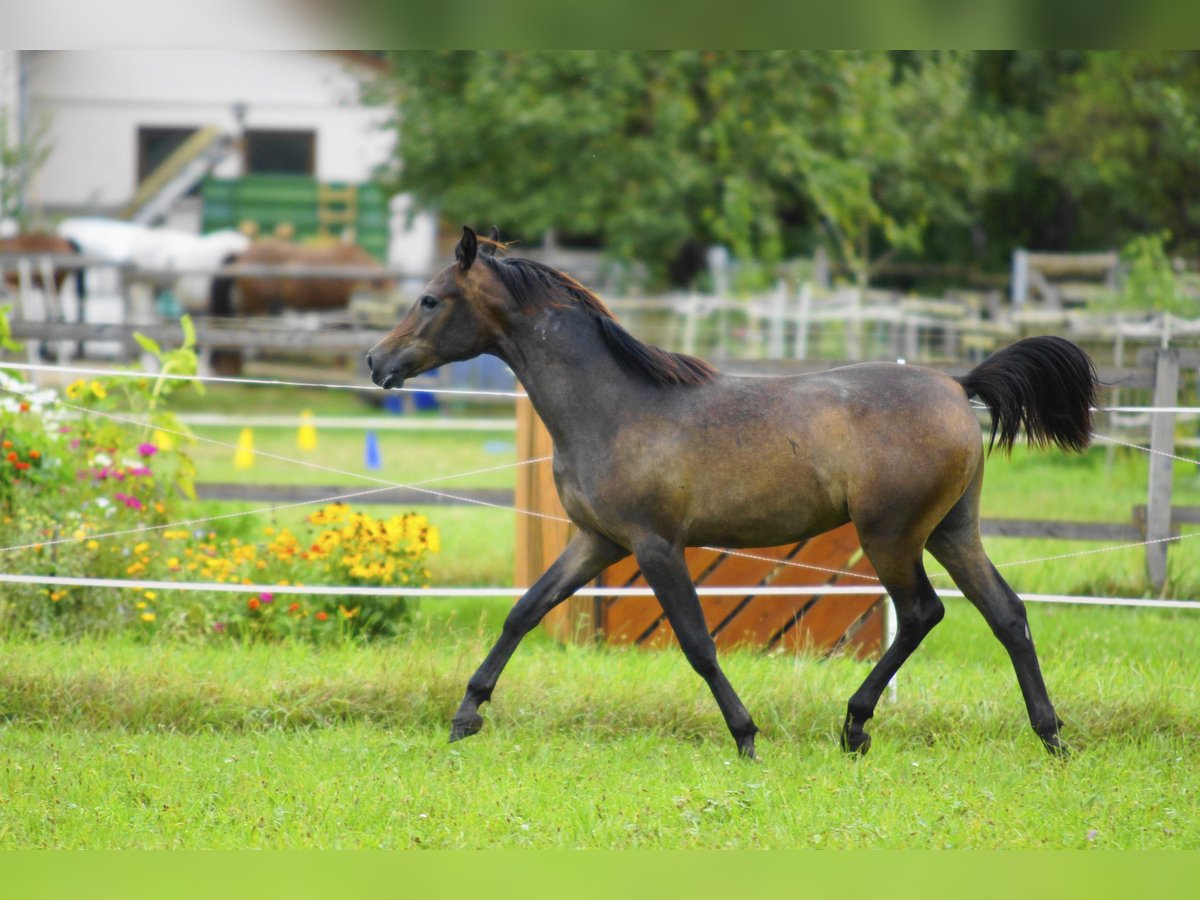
(420, 295), (439, 310)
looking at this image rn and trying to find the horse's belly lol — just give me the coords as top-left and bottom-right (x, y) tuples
(681, 473), (848, 547)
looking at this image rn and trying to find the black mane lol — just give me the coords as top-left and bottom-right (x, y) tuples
(482, 255), (716, 388)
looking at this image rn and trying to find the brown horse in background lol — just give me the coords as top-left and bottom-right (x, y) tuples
(0, 233), (83, 295)
(209, 239), (391, 317)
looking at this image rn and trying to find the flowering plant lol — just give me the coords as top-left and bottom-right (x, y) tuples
(184, 504), (438, 641)
(0, 311), (439, 643)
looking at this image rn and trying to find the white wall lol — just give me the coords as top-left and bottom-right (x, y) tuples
(26, 50), (396, 213)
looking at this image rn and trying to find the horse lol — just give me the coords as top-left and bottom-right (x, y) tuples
(57, 217), (249, 314)
(367, 226), (1099, 760)
(209, 239), (391, 317)
(0, 232), (84, 295)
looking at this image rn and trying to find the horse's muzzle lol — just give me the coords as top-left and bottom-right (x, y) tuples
(366, 351), (406, 391)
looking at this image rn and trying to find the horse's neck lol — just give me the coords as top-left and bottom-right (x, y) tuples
(496, 307), (644, 448)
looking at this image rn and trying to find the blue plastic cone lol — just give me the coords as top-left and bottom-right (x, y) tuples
(364, 430), (382, 470)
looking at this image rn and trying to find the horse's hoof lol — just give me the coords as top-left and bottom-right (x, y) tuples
(737, 738), (759, 761)
(449, 713), (484, 743)
(840, 728), (871, 756)
(1041, 733), (1071, 759)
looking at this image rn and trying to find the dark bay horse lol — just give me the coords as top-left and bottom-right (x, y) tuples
(367, 226), (1098, 759)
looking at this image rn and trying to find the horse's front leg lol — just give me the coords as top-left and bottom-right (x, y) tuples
(449, 529), (628, 742)
(634, 535), (760, 759)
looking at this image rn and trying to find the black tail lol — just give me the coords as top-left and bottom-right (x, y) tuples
(958, 336), (1098, 454)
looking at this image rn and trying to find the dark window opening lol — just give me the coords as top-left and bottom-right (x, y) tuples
(137, 126), (199, 184)
(243, 129), (316, 175)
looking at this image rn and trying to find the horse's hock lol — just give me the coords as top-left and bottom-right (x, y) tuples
(515, 398), (888, 659)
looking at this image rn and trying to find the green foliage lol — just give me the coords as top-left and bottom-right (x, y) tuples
(382, 51), (1013, 287)
(380, 51), (1200, 285)
(1101, 232), (1192, 315)
(1038, 52), (1200, 253)
(0, 304), (22, 353)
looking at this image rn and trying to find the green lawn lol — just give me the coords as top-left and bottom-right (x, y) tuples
(0, 595), (1196, 849)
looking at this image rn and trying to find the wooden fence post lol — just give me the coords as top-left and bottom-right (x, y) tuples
(1145, 348), (1180, 591)
(513, 395), (583, 640)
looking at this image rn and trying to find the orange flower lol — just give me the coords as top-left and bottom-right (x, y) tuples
(28, 450), (40, 460)
(1, 440), (10, 449)
(315, 611), (329, 622)
(247, 597), (261, 611)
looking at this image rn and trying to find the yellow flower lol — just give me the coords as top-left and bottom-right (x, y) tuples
(339, 605), (360, 619)
(135, 601), (147, 609)
(133, 542), (149, 555)
(65, 380), (86, 400)
(140, 612), (156, 623)
(89, 380), (107, 400)
(86, 540), (99, 551)
(49, 591), (63, 602)
(144, 591), (156, 600)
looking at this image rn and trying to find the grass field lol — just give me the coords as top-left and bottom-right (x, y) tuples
(0, 595), (1197, 848)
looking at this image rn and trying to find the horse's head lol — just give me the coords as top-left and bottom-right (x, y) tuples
(366, 226), (508, 390)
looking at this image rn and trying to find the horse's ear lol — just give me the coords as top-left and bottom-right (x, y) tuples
(455, 226), (478, 271)
(480, 226), (501, 258)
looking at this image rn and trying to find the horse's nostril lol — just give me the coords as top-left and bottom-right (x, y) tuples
(365, 351), (374, 371)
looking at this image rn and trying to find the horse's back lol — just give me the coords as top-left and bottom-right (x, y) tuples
(588, 364), (983, 548)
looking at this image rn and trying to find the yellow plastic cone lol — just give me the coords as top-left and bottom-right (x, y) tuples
(234, 427), (255, 469)
(298, 410), (318, 451)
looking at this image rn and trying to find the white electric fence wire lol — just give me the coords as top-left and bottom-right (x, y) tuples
(10, 359), (1200, 414)
(0, 573), (1193, 611)
(0, 361), (524, 399)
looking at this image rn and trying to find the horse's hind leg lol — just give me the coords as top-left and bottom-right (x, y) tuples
(634, 535), (759, 758)
(927, 516), (1065, 755)
(841, 539), (945, 755)
(449, 529), (628, 742)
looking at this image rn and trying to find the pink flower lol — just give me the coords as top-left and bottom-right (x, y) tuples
(128, 466), (152, 477)
(212, 622), (226, 633)
(137, 443), (158, 457)
(259, 592), (274, 605)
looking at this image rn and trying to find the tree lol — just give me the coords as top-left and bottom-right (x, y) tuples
(380, 51), (1013, 290)
(1036, 51), (1200, 255)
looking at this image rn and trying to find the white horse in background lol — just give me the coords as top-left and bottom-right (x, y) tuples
(57, 218), (249, 315)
